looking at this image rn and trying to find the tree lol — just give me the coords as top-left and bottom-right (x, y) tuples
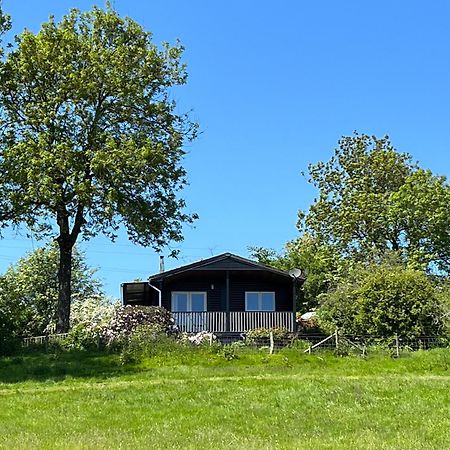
(0, 6), (198, 332)
(250, 235), (342, 312)
(299, 133), (450, 272)
(0, 243), (103, 338)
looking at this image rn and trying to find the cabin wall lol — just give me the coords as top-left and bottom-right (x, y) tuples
(161, 274), (226, 311)
(229, 279), (292, 312)
(123, 272), (294, 312)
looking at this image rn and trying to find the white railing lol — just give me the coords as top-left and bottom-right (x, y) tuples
(230, 312), (294, 333)
(173, 312), (227, 333)
(23, 333), (69, 346)
(173, 311), (294, 333)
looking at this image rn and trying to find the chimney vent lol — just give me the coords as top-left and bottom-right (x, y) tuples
(159, 255), (165, 273)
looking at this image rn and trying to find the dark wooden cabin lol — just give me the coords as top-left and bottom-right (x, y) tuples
(121, 253), (303, 333)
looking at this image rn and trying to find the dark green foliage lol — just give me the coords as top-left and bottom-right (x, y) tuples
(318, 261), (445, 338)
(119, 324), (181, 364)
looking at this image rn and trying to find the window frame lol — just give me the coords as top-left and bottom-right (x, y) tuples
(171, 291), (207, 312)
(245, 291), (275, 311)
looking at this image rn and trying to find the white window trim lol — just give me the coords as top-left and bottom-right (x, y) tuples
(245, 291), (275, 311)
(171, 291), (207, 312)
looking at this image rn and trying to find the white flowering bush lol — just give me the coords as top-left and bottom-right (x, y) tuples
(101, 305), (175, 347)
(180, 331), (217, 346)
(71, 295), (117, 329)
(64, 296), (117, 350)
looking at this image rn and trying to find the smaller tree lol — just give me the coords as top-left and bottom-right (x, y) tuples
(250, 234), (342, 311)
(317, 259), (444, 338)
(0, 243), (102, 338)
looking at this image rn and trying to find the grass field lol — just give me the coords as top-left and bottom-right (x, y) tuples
(1, 347), (450, 449)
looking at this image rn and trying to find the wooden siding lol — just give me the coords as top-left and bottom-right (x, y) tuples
(229, 275), (292, 312)
(161, 275), (226, 311)
(192, 257), (259, 271)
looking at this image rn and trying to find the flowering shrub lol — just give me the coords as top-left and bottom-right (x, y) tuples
(71, 295), (117, 330)
(101, 305), (175, 347)
(180, 331), (216, 346)
(64, 296), (117, 349)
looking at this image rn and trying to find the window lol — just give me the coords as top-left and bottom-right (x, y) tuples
(245, 292), (275, 311)
(171, 292), (207, 312)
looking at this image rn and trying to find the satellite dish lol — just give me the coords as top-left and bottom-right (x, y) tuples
(288, 268), (303, 279)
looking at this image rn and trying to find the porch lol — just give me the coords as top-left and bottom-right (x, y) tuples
(172, 311), (295, 333)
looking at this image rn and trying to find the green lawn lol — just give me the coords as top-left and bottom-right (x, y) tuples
(0, 348), (450, 449)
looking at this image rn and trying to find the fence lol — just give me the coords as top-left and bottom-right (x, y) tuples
(23, 333), (69, 346)
(21, 330), (448, 357)
(217, 331), (448, 356)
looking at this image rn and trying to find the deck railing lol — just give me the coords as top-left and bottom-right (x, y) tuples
(172, 312), (227, 333)
(230, 311), (294, 333)
(172, 311), (294, 333)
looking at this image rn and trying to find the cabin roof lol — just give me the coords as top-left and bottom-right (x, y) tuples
(148, 252), (296, 281)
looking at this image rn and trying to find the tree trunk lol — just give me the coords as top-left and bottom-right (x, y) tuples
(56, 238), (73, 333)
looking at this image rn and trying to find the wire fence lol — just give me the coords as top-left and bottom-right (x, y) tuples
(218, 331), (448, 356)
(22, 330), (449, 357)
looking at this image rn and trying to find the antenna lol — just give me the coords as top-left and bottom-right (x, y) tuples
(288, 268), (303, 279)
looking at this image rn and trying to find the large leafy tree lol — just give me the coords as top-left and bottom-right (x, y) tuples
(299, 134), (450, 272)
(0, 6), (198, 332)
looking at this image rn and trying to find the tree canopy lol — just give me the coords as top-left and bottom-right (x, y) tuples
(299, 134), (450, 273)
(0, 6), (198, 331)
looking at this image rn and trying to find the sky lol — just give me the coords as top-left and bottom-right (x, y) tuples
(1, 0), (450, 298)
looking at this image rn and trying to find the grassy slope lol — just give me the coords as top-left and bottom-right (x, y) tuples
(0, 349), (450, 449)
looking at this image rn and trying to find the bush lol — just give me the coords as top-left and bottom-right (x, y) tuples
(63, 324), (100, 351)
(318, 262), (445, 339)
(101, 305), (175, 348)
(246, 327), (291, 345)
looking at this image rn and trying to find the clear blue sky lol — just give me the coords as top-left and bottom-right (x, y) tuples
(1, 0), (450, 298)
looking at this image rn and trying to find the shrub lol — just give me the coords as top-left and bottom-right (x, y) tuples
(63, 324), (100, 351)
(246, 327), (291, 345)
(101, 305), (175, 347)
(318, 262), (445, 339)
(71, 295), (116, 330)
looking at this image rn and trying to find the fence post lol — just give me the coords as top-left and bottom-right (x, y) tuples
(395, 334), (400, 358)
(209, 333), (213, 347)
(335, 328), (339, 350)
(269, 331), (274, 355)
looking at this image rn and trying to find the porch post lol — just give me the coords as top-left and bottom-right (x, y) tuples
(225, 270), (230, 332)
(292, 279), (297, 333)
